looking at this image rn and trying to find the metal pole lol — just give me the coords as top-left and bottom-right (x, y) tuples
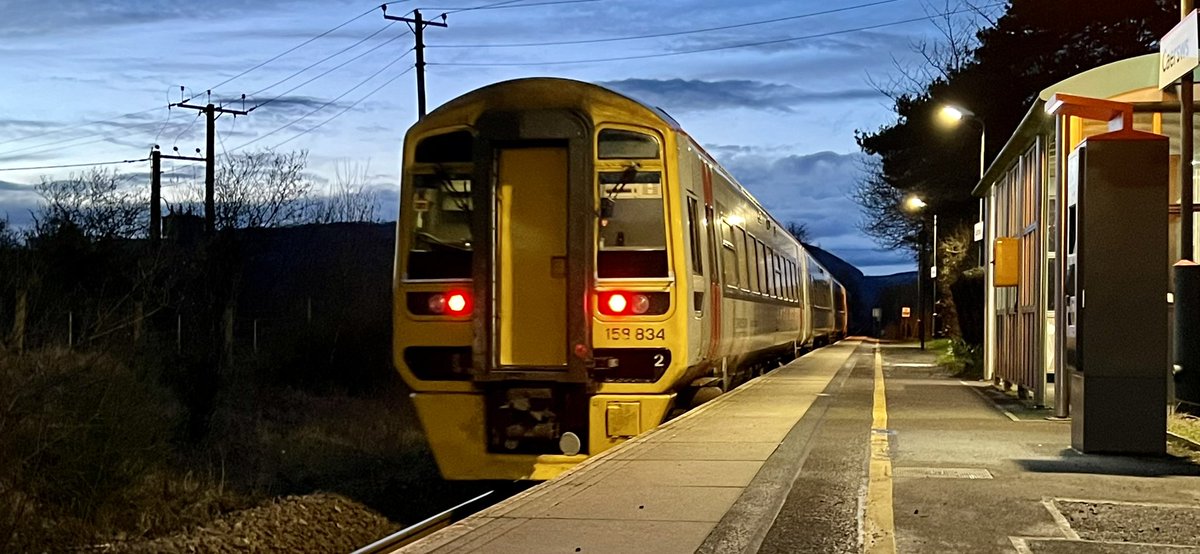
(918, 216), (926, 349)
(932, 213), (939, 337)
(1184, 0), (1195, 262)
(1054, 115), (1070, 418)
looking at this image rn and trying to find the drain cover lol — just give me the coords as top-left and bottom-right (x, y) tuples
(893, 467), (993, 479)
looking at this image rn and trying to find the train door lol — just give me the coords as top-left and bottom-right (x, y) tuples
(685, 193), (709, 363)
(496, 147), (569, 368)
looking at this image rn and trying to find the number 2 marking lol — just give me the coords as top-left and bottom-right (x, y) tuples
(652, 354), (665, 367)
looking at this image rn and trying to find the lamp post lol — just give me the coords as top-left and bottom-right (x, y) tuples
(906, 195), (929, 349)
(939, 103), (991, 381)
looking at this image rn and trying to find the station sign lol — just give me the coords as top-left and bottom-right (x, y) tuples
(1160, 9), (1199, 89)
(901, 306), (911, 318)
(973, 221), (984, 241)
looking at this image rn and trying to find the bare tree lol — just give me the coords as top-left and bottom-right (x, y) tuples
(305, 160), (380, 224)
(852, 157), (918, 251)
(785, 221), (812, 244)
(189, 149), (312, 230)
(33, 168), (147, 239)
(866, 0), (985, 101)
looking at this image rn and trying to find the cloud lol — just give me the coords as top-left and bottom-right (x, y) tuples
(706, 147), (908, 275)
(601, 78), (880, 113)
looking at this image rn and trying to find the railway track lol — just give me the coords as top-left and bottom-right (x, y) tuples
(350, 490), (499, 554)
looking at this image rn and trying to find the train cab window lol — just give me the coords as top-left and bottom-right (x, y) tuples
(406, 173), (473, 279)
(415, 130), (473, 163)
(597, 171), (668, 278)
(598, 129), (660, 159)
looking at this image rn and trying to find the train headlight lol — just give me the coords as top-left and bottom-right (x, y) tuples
(428, 293), (447, 314)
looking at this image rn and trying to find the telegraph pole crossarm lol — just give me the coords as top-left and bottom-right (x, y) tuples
(170, 100), (249, 235)
(382, 6), (447, 118)
(149, 146), (205, 241)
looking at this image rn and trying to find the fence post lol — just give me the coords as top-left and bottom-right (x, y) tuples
(253, 319), (259, 354)
(177, 313), (182, 354)
(68, 311), (73, 349)
(306, 296), (313, 324)
(11, 289), (26, 354)
(133, 301), (144, 343)
(222, 303), (234, 367)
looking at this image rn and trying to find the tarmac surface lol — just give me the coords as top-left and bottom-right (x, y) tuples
(393, 340), (1200, 553)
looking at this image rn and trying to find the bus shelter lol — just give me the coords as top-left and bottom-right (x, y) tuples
(975, 53), (1200, 407)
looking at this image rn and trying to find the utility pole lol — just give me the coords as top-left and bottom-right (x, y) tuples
(151, 145), (205, 241)
(170, 97), (248, 235)
(383, 6), (447, 117)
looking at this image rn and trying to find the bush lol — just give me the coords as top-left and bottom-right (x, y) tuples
(0, 350), (247, 551)
(938, 337), (984, 379)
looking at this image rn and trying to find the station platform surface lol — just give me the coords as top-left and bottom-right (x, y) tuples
(399, 340), (1200, 554)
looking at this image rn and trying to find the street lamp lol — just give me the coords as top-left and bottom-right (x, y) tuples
(905, 194), (932, 350)
(940, 103), (987, 264)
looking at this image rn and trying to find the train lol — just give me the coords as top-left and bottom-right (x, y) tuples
(392, 78), (848, 480)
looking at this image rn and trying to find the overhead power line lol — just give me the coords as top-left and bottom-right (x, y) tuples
(432, 0), (903, 48)
(208, 4), (387, 92)
(272, 65), (417, 149)
(233, 49), (415, 151)
(246, 22), (398, 98)
(0, 157), (150, 172)
(430, 0), (599, 11)
(0, 107), (162, 148)
(249, 29), (413, 112)
(431, 3), (1002, 66)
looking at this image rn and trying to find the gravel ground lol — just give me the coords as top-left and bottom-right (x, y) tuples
(105, 493), (399, 553)
(1056, 500), (1200, 546)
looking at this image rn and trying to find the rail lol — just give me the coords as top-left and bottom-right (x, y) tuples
(350, 490), (495, 554)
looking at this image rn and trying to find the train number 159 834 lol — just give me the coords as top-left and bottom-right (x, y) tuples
(604, 327), (666, 341)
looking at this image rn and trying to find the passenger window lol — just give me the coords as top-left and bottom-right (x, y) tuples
(747, 236), (760, 293)
(721, 221), (738, 287)
(687, 197), (703, 276)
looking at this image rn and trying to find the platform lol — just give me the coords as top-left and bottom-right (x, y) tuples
(398, 340), (862, 554)
(397, 340), (1200, 554)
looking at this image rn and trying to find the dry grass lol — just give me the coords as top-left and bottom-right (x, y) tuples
(1169, 412), (1200, 445)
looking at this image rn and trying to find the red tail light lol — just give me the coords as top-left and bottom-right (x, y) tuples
(447, 292), (469, 314)
(421, 290), (472, 316)
(607, 293), (628, 314)
(599, 292), (653, 315)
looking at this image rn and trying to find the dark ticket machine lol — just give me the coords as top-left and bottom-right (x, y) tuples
(1063, 127), (1168, 454)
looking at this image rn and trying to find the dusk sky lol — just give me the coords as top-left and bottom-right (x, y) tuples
(0, 0), (996, 275)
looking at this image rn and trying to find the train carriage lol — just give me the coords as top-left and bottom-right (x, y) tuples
(393, 78), (845, 480)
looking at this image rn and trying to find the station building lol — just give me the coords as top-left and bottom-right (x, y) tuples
(976, 53), (1200, 405)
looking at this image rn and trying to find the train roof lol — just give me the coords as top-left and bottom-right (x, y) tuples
(414, 77), (684, 135)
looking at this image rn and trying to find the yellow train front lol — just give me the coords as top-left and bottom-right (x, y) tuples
(394, 78), (835, 480)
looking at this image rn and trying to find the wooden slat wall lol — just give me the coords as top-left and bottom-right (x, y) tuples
(997, 142), (1045, 397)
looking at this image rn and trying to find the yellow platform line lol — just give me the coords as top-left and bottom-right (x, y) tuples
(865, 343), (896, 553)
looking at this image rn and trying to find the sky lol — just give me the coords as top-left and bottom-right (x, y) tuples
(0, 0), (995, 275)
